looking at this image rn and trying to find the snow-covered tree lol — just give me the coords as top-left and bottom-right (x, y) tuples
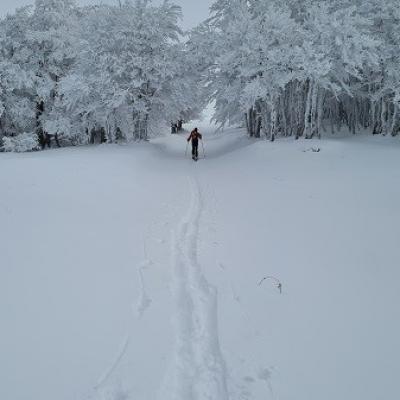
(29, 0), (78, 146)
(205, 0), (400, 140)
(0, 0), (78, 148)
(0, 7), (36, 140)
(55, 0), (196, 144)
(1, 0), (200, 149)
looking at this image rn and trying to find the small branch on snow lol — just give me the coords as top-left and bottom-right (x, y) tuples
(259, 276), (283, 294)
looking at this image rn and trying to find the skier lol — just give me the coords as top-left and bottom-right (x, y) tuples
(187, 128), (203, 161)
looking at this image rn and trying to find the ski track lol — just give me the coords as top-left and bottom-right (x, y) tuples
(161, 176), (229, 400)
(94, 257), (153, 392)
(136, 259), (153, 318)
(94, 331), (132, 391)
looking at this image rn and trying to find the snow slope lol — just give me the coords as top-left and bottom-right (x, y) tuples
(1, 123), (400, 400)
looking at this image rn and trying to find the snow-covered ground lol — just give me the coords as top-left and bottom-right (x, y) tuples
(1, 121), (400, 400)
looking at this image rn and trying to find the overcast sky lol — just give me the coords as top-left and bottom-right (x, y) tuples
(0, 0), (213, 29)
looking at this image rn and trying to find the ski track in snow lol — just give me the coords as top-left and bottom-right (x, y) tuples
(160, 176), (229, 400)
(94, 331), (132, 391)
(94, 257), (153, 392)
(136, 259), (153, 318)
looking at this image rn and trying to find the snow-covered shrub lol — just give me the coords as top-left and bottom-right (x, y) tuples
(2, 133), (39, 153)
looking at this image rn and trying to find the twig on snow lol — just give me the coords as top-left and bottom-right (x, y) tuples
(259, 276), (282, 294)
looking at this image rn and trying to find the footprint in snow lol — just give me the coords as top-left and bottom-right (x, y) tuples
(136, 292), (152, 318)
(217, 262), (226, 271)
(135, 259), (153, 318)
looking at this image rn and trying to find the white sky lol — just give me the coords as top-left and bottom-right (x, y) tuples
(0, 0), (213, 29)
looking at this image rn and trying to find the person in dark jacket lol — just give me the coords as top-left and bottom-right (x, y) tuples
(187, 128), (202, 160)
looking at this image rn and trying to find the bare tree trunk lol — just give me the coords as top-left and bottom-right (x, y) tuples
(391, 103), (398, 136)
(309, 83), (318, 139)
(296, 81), (305, 139)
(381, 98), (387, 136)
(304, 80), (313, 139)
(270, 99), (276, 142)
(254, 102), (262, 138)
(247, 108), (255, 137)
(317, 89), (324, 139)
(245, 112), (251, 136)
(54, 133), (61, 148)
(280, 95), (288, 137)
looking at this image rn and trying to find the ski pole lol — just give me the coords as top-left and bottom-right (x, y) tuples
(201, 140), (205, 159)
(185, 141), (189, 157)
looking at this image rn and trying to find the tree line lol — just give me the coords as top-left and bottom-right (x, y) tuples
(190, 0), (400, 140)
(1, 0), (399, 151)
(0, 0), (204, 151)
